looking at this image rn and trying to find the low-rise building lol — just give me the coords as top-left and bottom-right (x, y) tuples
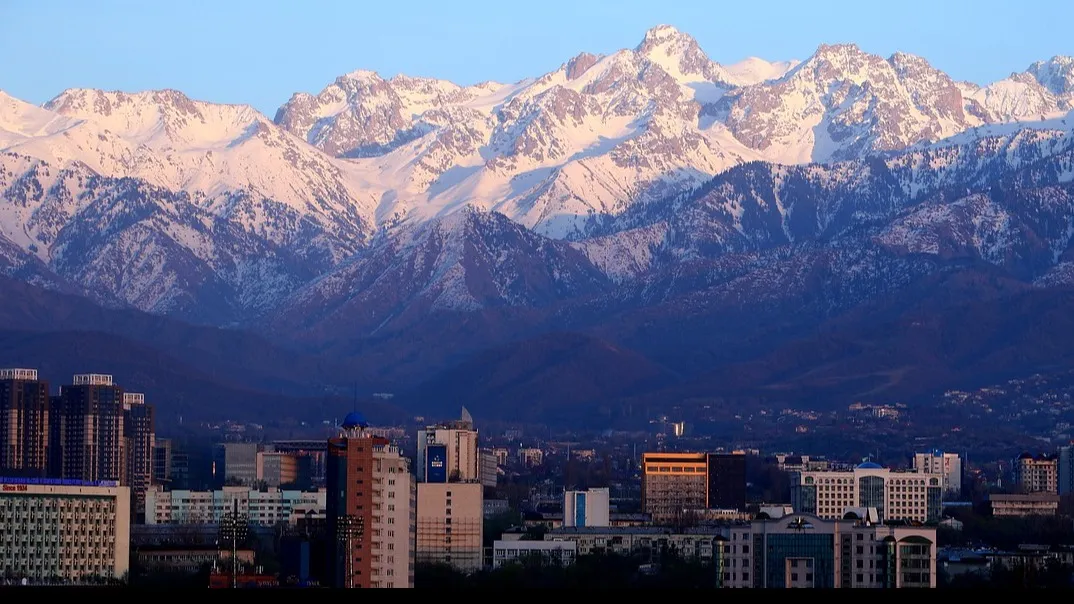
(737, 511), (937, 588)
(484, 498), (510, 518)
(988, 493), (1061, 517)
(0, 478), (131, 582)
(544, 510), (938, 588)
(135, 547), (256, 574)
(493, 540), (577, 568)
(545, 526), (727, 561)
(145, 486), (326, 526)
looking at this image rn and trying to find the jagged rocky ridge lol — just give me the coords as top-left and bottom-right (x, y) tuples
(2, 26), (1074, 415)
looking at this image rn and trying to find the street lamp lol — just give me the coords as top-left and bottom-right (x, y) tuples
(335, 514), (364, 588)
(219, 499), (249, 589)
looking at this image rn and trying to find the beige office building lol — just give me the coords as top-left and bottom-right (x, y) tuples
(989, 493), (1061, 517)
(417, 408), (479, 483)
(641, 452), (708, 524)
(416, 481), (484, 572)
(1016, 453), (1058, 494)
(790, 463), (943, 523)
(727, 511), (937, 588)
(0, 480), (131, 582)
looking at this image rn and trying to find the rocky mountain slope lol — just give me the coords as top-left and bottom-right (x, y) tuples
(3, 26), (1074, 423)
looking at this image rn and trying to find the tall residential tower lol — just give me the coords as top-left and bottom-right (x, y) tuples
(0, 368), (50, 477)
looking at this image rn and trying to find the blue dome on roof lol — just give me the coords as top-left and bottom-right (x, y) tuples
(342, 411), (368, 429)
(857, 462), (883, 469)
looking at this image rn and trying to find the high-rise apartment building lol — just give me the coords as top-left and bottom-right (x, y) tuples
(563, 487), (610, 528)
(215, 442), (259, 486)
(50, 374), (125, 483)
(0, 477), (131, 581)
(152, 438), (173, 486)
(1058, 445), (1074, 496)
(479, 448), (498, 488)
(415, 409), (484, 573)
(0, 368), (50, 477)
(707, 452), (747, 511)
(416, 482), (484, 572)
(122, 392), (155, 521)
(258, 451), (299, 487)
(789, 463), (943, 523)
(912, 450), (963, 498)
(1016, 453), (1058, 494)
(271, 440), (329, 488)
(641, 452), (709, 524)
(326, 412), (413, 589)
(416, 408), (479, 483)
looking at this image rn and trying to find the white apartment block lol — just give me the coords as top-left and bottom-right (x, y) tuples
(145, 486), (325, 526)
(563, 487), (610, 528)
(493, 540), (577, 568)
(790, 463), (943, 523)
(416, 481), (484, 573)
(0, 480), (131, 581)
(912, 451), (962, 497)
(369, 443), (414, 589)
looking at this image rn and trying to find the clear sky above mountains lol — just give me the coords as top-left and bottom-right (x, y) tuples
(1, 0), (1072, 116)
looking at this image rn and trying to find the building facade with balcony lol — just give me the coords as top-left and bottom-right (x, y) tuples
(0, 478), (131, 582)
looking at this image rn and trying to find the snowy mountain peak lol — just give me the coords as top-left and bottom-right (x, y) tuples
(43, 87), (264, 149)
(636, 24), (689, 49)
(340, 69), (384, 83)
(723, 57), (800, 86)
(566, 52), (603, 80)
(1027, 55), (1074, 96)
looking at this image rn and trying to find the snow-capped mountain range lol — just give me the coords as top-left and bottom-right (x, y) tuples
(2, 25), (1074, 397)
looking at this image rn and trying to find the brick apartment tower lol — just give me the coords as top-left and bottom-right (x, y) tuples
(0, 368), (51, 477)
(326, 412), (412, 589)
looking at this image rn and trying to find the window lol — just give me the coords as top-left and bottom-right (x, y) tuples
(791, 573), (798, 581)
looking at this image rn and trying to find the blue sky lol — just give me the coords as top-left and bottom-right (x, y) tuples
(1, 0), (1071, 116)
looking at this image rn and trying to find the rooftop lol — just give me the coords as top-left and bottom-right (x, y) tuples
(0, 476), (119, 488)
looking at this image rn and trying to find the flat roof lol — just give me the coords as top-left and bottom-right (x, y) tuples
(0, 476), (118, 488)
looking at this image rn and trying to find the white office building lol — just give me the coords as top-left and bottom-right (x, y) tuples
(912, 450), (962, 497)
(563, 487), (610, 528)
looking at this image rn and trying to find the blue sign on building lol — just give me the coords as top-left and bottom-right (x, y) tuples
(426, 444), (448, 483)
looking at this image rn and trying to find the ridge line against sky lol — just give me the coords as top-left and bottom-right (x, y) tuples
(1, 0), (1073, 117)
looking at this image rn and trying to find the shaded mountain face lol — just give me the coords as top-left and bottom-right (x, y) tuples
(3, 28), (1074, 425)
